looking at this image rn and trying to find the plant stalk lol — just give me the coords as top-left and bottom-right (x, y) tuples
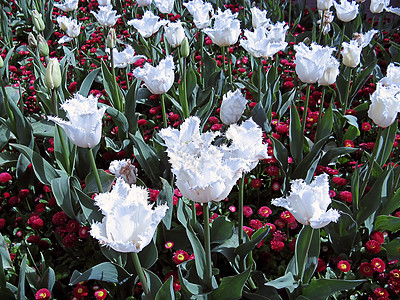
(56, 125), (72, 175)
(238, 175), (245, 245)
(301, 85), (311, 135)
(88, 147), (103, 193)
(342, 68), (353, 114)
(203, 202), (213, 289)
(161, 93), (167, 128)
(131, 252), (151, 299)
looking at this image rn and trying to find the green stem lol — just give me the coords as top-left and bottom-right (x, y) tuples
(178, 48), (189, 118)
(203, 202), (212, 289)
(191, 201), (197, 223)
(238, 175), (245, 245)
(200, 31), (205, 87)
(110, 46), (123, 112)
(288, 0), (291, 28)
(56, 125), (72, 174)
(337, 23), (346, 58)
(301, 85), (311, 135)
(51, 89), (58, 116)
(131, 252), (151, 299)
(125, 68), (130, 90)
(318, 88), (326, 123)
(342, 68), (353, 115)
(227, 47), (233, 86)
(360, 127), (383, 197)
(318, 10), (325, 45)
(161, 94), (167, 128)
(298, 226), (314, 282)
(88, 148), (103, 193)
(258, 58), (263, 103)
(371, 14), (375, 30)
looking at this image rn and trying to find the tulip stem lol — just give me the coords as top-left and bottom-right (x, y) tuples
(222, 46), (226, 78)
(360, 126), (383, 197)
(203, 202), (213, 289)
(57, 125), (72, 175)
(297, 225), (314, 282)
(200, 31), (205, 87)
(110, 44), (123, 112)
(51, 89), (58, 116)
(258, 58), (262, 102)
(227, 47), (233, 86)
(238, 175), (245, 245)
(342, 68), (353, 115)
(318, 88), (326, 123)
(192, 201), (197, 223)
(178, 48), (190, 118)
(88, 148), (103, 193)
(161, 94), (168, 128)
(301, 84), (311, 136)
(337, 23), (346, 58)
(288, 0), (292, 28)
(131, 252), (151, 299)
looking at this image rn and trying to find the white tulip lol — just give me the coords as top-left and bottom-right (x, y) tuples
(334, 0), (359, 22)
(202, 8), (241, 47)
(183, 0), (213, 29)
(90, 178), (168, 253)
(318, 56), (340, 86)
(164, 21), (186, 48)
(380, 63), (400, 87)
(54, 0), (78, 12)
(368, 83), (400, 127)
(136, 0), (152, 7)
(109, 159), (138, 185)
(133, 56), (175, 95)
(272, 174), (340, 229)
(317, 0), (333, 10)
(220, 89), (248, 125)
(154, 0), (174, 14)
(48, 93), (106, 148)
(128, 11), (168, 38)
(353, 29), (378, 47)
(370, 0), (390, 13)
(109, 46), (146, 68)
(56, 16), (81, 43)
(294, 42), (335, 83)
(342, 40), (362, 68)
(91, 5), (121, 27)
(250, 6), (270, 28)
(44, 58), (62, 90)
(98, 0), (111, 6)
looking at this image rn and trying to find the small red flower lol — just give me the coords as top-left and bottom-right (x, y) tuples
(250, 178), (262, 189)
(270, 240), (285, 251)
(316, 258), (327, 273)
(338, 191), (353, 203)
(0, 218), (5, 230)
(243, 206), (253, 217)
(332, 177), (348, 186)
(243, 226), (254, 237)
(361, 122), (372, 131)
(344, 140), (355, 147)
(280, 211), (295, 224)
(73, 285), (88, 298)
(78, 226), (89, 239)
(370, 231), (385, 244)
(52, 211), (68, 225)
(337, 260), (351, 273)
(371, 258), (386, 273)
(0, 172), (12, 183)
(172, 250), (189, 264)
(258, 206), (272, 218)
(359, 262), (374, 277)
(165, 241), (174, 249)
(366, 240), (381, 254)
(35, 288), (51, 300)
(94, 289), (107, 300)
(374, 287), (389, 298)
(249, 219), (263, 230)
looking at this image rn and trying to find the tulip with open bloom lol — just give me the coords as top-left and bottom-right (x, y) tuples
(56, 16), (81, 43)
(154, 0), (174, 14)
(164, 21), (186, 48)
(90, 178), (168, 252)
(54, 0), (78, 12)
(220, 89), (248, 125)
(183, 0), (213, 29)
(272, 174), (340, 228)
(334, 0), (359, 22)
(133, 56), (175, 95)
(202, 8), (241, 47)
(250, 6), (270, 28)
(159, 117), (268, 203)
(128, 11), (168, 38)
(108, 46), (145, 68)
(48, 93), (106, 148)
(91, 5), (121, 27)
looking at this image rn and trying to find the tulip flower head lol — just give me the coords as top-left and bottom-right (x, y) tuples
(54, 0), (79, 12)
(91, 5), (121, 27)
(370, 0), (390, 13)
(250, 6), (270, 28)
(128, 11), (168, 38)
(318, 56), (340, 86)
(317, 0), (333, 10)
(334, 0), (359, 22)
(220, 89), (248, 125)
(56, 16), (81, 43)
(108, 46), (146, 68)
(136, 0), (152, 7)
(183, 0), (213, 29)
(294, 42), (336, 84)
(48, 93), (106, 148)
(154, 0), (174, 14)
(353, 29), (378, 47)
(44, 58), (62, 90)
(90, 178), (168, 253)
(202, 8), (241, 47)
(133, 55), (175, 95)
(109, 159), (138, 185)
(164, 21), (186, 48)
(272, 174), (340, 228)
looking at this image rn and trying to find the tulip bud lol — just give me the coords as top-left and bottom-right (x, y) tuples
(44, 58), (62, 89)
(28, 32), (37, 49)
(32, 10), (45, 32)
(37, 35), (49, 56)
(181, 37), (189, 58)
(0, 56), (3, 69)
(107, 28), (117, 49)
(220, 89), (248, 125)
(164, 21), (186, 48)
(342, 41), (362, 68)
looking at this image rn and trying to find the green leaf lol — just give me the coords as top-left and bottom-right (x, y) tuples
(101, 61), (124, 109)
(101, 104), (129, 137)
(155, 276), (175, 300)
(265, 272), (297, 292)
(302, 278), (366, 300)
(289, 103), (303, 164)
(73, 187), (103, 223)
(17, 255), (27, 300)
(124, 80), (139, 133)
(235, 227), (269, 260)
(142, 269), (163, 300)
(351, 167), (360, 210)
(138, 240), (158, 270)
(320, 147), (357, 166)
(158, 178), (174, 230)
(375, 122), (397, 166)
(210, 268), (251, 300)
(303, 228), (321, 284)
(0, 151), (18, 168)
(381, 187), (400, 215)
(54, 125), (76, 173)
(315, 105), (333, 141)
(211, 216), (234, 244)
(38, 267), (56, 293)
(79, 68), (101, 97)
(69, 262), (131, 285)
(51, 176), (76, 219)
(0, 233), (12, 269)
(349, 60), (377, 101)
(185, 222), (207, 285)
(385, 237), (400, 261)
(84, 169), (114, 194)
(31, 119), (54, 138)
(374, 215), (400, 232)
(294, 226), (314, 281)
(10, 143), (59, 185)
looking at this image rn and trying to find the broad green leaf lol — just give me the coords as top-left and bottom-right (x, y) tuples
(385, 237), (400, 261)
(235, 227), (269, 260)
(302, 279), (366, 300)
(79, 68), (101, 97)
(265, 272), (297, 292)
(101, 104), (129, 137)
(0, 234), (11, 269)
(155, 276), (175, 300)
(375, 122), (397, 166)
(101, 61), (124, 110)
(84, 169), (114, 194)
(315, 105), (333, 141)
(185, 222), (207, 286)
(38, 267), (56, 293)
(289, 103), (303, 164)
(294, 225), (314, 281)
(158, 178), (174, 230)
(142, 269), (163, 300)
(10, 143), (59, 185)
(73, 187), (103, 223)
(381, 187), (400, 215)
(211, 216), (234, 244)
(303, 228), (321, 284)
(320, 147), (357, 166)
(51, 176), (76, 219)
(0, 152), (18, 168)
(374, 215), (400, 232)
(17, 255), (27, 300)
(138, 240), (158, 270)
(31, 119), (54, 138)
(69, 262), (131, 285)
(210, 268), (251, 300)
(54, 124), (76, 174)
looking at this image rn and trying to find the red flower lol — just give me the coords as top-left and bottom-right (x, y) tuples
(243, 206), (253, 218)
(370, 231), (385, 244)
(28, 215), (44, 229)
(0, 218), (5, 230)
(18, 189), (30, 198)
(337, 260), (351, 273)
(250, 178), (262, 189)
(243, 226), (254, 237)
(270, 240), (285, 251)
(78, 226), (89, 239)
(0, 172), (12, 183)
(94, 289), (107, 300)
(316, 258), (327, 273)
(63, 234), (78, 248)
(374, 287), (389, 298)
(66, 220), (80, 233)
(366, 240), (382, 254)
(35, 288), (51, 300)
(258, 206), (272, 218)
(338, 191), (352, 203)
(249, 219), (263, 230)
(344, 140), (355, 147)
(73, 285), (88, 298)
(372, 258), (386, 273)
(52, 211), (68, 225)
(359, 262), (374, 277)
(165, 241), (174, 249)
(172, 250), (189, 264)
(265, 165), (280, 176)
(280, 211), (295, 224)
(362, 122), (372, 131)
(332, 177), (348, 186)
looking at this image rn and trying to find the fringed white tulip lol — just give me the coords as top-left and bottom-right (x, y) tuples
(128, 11), (168, 38)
